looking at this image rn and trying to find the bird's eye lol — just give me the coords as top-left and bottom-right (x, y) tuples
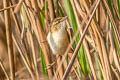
(54, 20), (61, 25)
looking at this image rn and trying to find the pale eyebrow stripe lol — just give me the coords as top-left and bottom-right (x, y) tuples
(51, 16), (68, 25)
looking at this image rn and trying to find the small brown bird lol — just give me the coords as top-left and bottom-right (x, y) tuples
(47, 17), (70, 55)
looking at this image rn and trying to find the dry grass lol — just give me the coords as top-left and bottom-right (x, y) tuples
(0, 0), (120, 80)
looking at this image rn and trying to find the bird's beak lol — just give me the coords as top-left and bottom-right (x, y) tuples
(61, 16), (68, 22)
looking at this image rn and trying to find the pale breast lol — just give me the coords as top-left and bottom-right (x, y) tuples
(47, 32), (58, 55)
(47, 30), (69, 55)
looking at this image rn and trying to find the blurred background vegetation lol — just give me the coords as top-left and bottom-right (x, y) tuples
(0, 0), (120, 80)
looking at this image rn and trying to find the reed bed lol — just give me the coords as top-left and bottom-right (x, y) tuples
(0, 0), (120, 80)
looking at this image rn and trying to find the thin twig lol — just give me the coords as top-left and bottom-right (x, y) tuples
(10, 2), (35, 79)
(72, 0), (97, 79)
(0, 60), (10, 80)
(0, 4), (16, 12)
(102, 0), (120, 77)
(29, 0), (54, 79)
(12, 34), (35, 80)
(62, 0), (100, 79)
(27, 28), (39, 79)
(14, 0), (24, 13)
(109, 25), (120, 73)
(3, 0), (15, 80)
(15, 58), (41, 77)
(47, 0), (55, 20)
(102, 0), (120, 50)
(53, 0), (100, 79)
(79, 0), (111, 79)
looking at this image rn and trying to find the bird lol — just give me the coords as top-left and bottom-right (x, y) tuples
(47, 16), (70, 55)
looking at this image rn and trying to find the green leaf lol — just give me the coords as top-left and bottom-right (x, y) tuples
(117, 0), (120, 18)
(63, 0), (78, 33)
(107, 0), (120, 56)
(40, 48), (48, 75)
(40, 2), (48, 27)
(58, 5), (64, 17)
(95, 53), (104, 80)
(107, 0), (114, 17)
(63, 0), (90, 76)
(110, 24), (120, 56)
(78, 44), (89, 76)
